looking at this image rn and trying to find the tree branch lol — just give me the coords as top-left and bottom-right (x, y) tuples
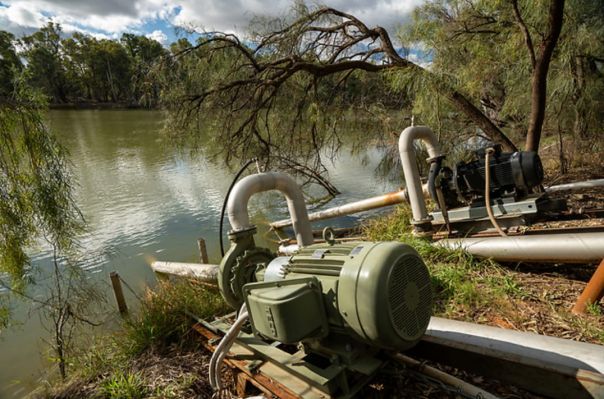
(511, 0), (536, 69)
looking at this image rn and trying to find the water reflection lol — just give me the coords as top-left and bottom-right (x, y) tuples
(0, 110), (401, 397)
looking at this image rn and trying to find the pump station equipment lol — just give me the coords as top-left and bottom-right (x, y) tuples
(212, 172), (433, 397)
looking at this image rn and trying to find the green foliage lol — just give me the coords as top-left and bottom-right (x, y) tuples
(100, 371), (148, 399)
(0, 31), (22, 96)
(399, 0), (604, 156)
(0, 81), (83, 284)
(3, 22), (168, 107)
(122, 280), (229, 356)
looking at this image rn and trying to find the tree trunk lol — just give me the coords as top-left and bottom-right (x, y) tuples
(525, 0), (565, 152)
(447, 90), (518, 151)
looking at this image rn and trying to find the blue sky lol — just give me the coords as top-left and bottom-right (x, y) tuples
(0, 0), (424, 45)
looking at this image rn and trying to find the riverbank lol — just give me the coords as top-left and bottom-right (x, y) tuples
(49, 102), (158, 110)
(40, 203), (603, 398)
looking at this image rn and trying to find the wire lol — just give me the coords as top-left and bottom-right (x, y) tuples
(219, 158), (258, 257)
(484, 148), (508, 237)
(209, 304), (248, 390)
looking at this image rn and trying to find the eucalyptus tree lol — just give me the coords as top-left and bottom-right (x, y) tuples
(20, 22), (69, 103)
(0, 31), (22, 96)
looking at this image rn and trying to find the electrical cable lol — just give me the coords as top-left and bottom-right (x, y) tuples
(484, 148), (508, 237)
(219, 158), (258, 257)
(209, 304), (249, 391)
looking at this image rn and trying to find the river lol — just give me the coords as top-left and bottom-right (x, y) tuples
(0, 110), (401, 397)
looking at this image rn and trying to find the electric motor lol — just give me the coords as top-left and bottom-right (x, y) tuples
(436, 145), (544, 207)
(243, 241), (433, 351)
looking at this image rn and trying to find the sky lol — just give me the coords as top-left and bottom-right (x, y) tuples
(0, 0), (425, 45)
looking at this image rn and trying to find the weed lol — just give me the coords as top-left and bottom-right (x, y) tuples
(122, 280), (230, 356)
(586, 302), (603, 317)
(100, 371), (148, 399)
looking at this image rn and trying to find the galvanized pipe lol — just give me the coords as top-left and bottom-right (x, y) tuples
(227, 172), (313, 247)
(271, 189), (406, 229)
(546, 178), (604, 193)
(437, 232), (604, 263)
(398, 126), (442, 227)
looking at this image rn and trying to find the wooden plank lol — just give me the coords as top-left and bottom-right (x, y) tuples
(193, 323), (329, 399)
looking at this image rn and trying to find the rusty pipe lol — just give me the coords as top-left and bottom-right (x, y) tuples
(572, 259), (604, 314)
(270, 185), (431, 230)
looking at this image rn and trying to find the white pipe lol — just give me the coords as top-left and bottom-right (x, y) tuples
(546, 178), (604, 193)
(227, 172), (313, 247)
(437, 232), (604, 263)
(398, 126), (442, 226)
(150, 261), (218, 282)
(426, 316), (604, 373)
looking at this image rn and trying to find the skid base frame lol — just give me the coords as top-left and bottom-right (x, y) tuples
(193, 319), (385, 399)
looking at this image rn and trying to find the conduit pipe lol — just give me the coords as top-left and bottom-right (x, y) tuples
(227, 172), (313, 247)
(398, 126), (442, 231)
(546, 178), (604, 193)
(437, 232), (604, 263)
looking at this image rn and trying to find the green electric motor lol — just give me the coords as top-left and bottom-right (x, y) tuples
(241, 241), (433, 351)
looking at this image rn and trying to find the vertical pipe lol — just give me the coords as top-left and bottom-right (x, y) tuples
(110, 271), (128, 316)
(398, 126), (442, 232)
(572, 259), (604, 314)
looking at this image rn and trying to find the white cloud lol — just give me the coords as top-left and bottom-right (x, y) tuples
(0, 0), (425, 39)
(146, 29), (168, 44)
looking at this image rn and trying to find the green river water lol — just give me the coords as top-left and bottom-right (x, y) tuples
(0, 110), (400, 397)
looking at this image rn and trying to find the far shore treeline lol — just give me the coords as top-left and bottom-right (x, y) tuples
(0, 22), (398, 110)
(1, 23), (170, 108)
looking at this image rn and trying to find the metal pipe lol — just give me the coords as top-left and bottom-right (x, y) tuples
(398, 126), (442, 229)
(546, 178), (604, 193)
(151, 261), (219, 283)
(436, 232), (604, 263)
(271, 189), (407, 229)
(572, 258), (604, 314)
(418, 317), (604, 399)
(228, 172), (313, 247)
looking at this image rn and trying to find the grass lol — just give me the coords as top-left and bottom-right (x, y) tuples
(100, 371), (148, 399)
(363, 204), (604, 342)
(41, 280), (230, 399)
(121, 280), (230, 357)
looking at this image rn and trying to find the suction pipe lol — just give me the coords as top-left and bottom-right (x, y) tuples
(399, 126), (443, 233)
(227, 172), (314, 247)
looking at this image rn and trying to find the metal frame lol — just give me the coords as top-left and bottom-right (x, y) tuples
(194, 319), (385, 399)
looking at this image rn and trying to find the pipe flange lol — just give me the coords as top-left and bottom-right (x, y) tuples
(228, 226), (257, 241)
(426, 154), (445, 164)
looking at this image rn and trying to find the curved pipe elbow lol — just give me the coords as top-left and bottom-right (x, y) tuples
(227, 172), (314, 247)
(398, 125), (442, 160)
